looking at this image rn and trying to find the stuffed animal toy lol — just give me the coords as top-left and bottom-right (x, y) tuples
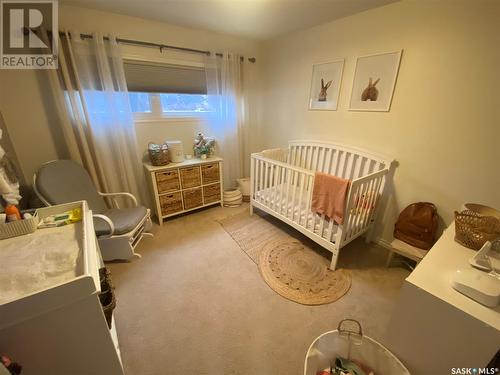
(0, 129), (21, 206)
(1, 355), (22, 375)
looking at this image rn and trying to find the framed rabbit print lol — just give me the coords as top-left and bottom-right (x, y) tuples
(309, 59), (344, 111)
(349, 50), (402, 112)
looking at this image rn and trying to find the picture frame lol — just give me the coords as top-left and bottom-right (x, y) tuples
(348, 50), (402, 112)
(308, 59), (344, 111)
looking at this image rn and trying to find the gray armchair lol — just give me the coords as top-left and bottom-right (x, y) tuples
(33, 160), (152, 260)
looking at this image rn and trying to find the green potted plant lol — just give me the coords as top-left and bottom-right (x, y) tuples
(199, 144), (210, 159)
(193, 133), (216, 159)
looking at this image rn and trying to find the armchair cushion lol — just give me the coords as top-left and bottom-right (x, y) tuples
(94, 205), (148, 236)
(35, 160), (108, 214)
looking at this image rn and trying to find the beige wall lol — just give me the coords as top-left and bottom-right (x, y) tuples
(260, 0), (500, 241)
(0, 4), (263, 183)
(0, 69), (68, 185)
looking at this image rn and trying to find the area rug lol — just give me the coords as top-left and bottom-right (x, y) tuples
(218, 211), (351, 305)
(217, 210), (287, 263)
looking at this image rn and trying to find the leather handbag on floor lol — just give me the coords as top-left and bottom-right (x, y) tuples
(394, 202), (438, 250)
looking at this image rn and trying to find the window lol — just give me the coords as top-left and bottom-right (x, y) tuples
(128, 92), (152, 113)
(128, 92), (211, 115)
(160, 93), (210, 113)
(124, 61), (210, 118)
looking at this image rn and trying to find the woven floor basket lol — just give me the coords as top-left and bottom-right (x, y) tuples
(454, 209), (500, 250)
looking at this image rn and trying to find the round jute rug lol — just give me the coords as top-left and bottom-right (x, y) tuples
(258, 239), (351, 305)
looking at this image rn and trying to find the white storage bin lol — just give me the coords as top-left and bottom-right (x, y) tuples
(166, 140), (184, 163)
(236, 178), (250, 196)
(304, 319), (410, 375)
(0, 214), (39, 239)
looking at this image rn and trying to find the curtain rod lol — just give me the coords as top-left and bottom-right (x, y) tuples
(53, 30), (256, 63)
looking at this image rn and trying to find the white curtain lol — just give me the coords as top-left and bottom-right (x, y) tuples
(48, 31), (146, 206)
(204, 52), (246, 189)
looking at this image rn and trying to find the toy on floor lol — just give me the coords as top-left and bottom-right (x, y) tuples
(0, 129), (21, 207)
(315, 356), (375, 375)
(1, 355), (22, 375)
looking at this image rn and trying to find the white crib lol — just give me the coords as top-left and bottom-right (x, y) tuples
(250, 140), (394, 270)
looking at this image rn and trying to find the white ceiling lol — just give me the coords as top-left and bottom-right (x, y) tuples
(59, 0), (398, 40)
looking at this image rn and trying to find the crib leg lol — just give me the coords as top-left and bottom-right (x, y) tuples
(329, 251), (339, 270)
(365, 225), (375, 244)
(249, 203), (254, 216)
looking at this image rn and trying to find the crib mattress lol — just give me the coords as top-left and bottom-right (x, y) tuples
(255, 184), (339, 241)
(255, 184), (370, 243)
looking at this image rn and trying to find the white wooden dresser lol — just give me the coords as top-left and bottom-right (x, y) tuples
(144, 157), (223, 226)
(385, 223), (500, 374)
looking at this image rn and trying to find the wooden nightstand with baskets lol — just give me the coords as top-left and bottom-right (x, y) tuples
(144, 157), (223, 226)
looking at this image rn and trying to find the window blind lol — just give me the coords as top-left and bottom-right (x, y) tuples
(123, 61), (207, 94)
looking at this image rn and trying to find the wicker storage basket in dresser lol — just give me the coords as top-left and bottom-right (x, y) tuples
(159, 192), (183, 216)
(183, 188), (203, 209)
(156, 170), (180, 193)
(144, 157), (223, 226)
(203, 183), (221, 204)
(180, 167), (201, 188)
(201, 163), (220, 184)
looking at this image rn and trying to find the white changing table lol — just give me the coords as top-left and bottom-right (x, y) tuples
(0, 201), (123, 375)
(385, 223), (500, 374)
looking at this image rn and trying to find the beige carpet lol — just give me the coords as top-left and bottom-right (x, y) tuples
(219, 211), (351, 305)
(107, 204), (409, 375)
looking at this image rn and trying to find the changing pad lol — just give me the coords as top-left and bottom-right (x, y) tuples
(0, 223), (81, 304)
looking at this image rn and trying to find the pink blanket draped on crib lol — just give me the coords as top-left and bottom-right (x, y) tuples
(311, 172), (350, 225)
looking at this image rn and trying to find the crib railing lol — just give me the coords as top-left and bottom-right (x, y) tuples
(341, 169), (387, 245)
(259, 148), (288, 163)
(288, 140), (387, 179)
(251, 154), (312, 212)
(251, 153), (334, 241)
(251, 152), (388, 245)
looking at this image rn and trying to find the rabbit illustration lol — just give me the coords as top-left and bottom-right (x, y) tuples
(361, 77), (380, 101)
(318, 78), (332, 102)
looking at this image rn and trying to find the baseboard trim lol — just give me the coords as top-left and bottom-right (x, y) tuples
(374, 237), (393, 250)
